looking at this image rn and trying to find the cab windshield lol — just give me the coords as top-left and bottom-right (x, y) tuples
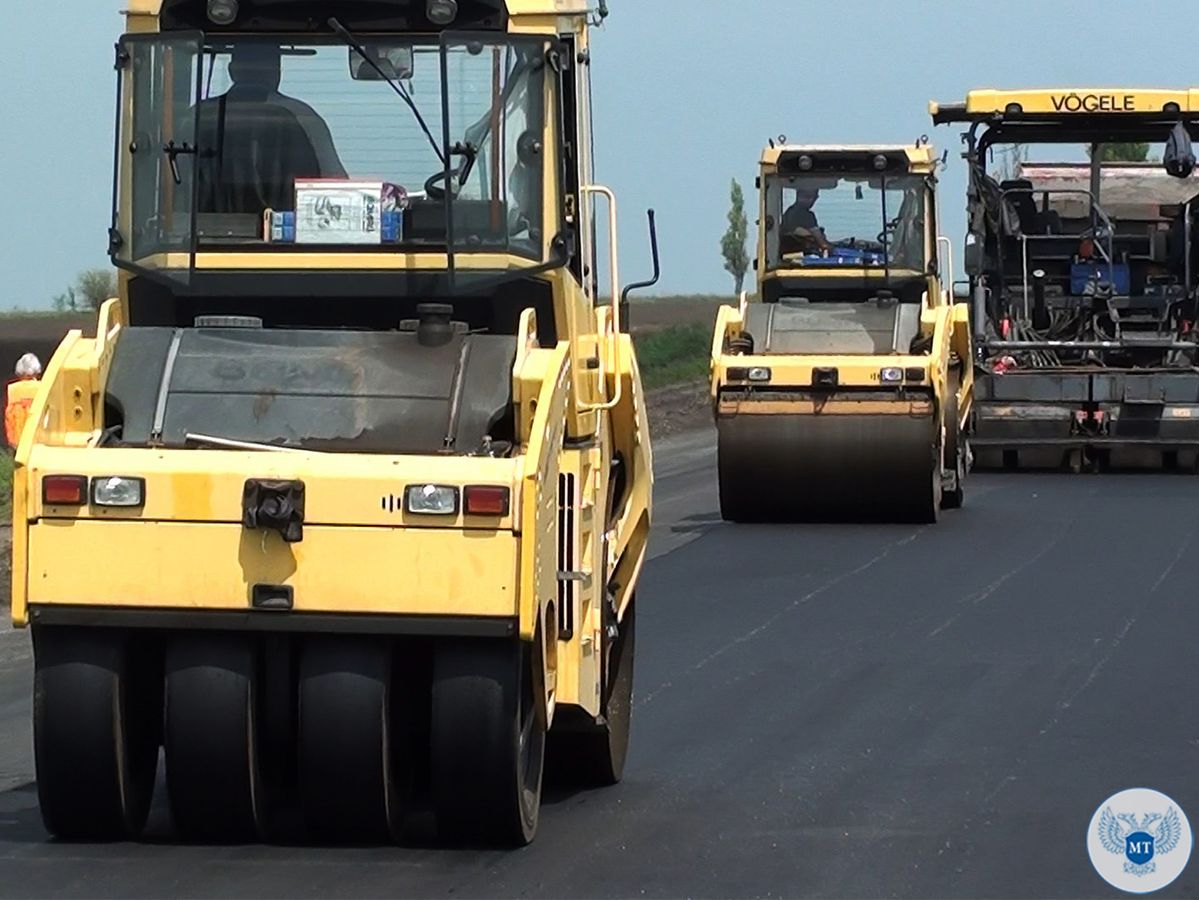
(119, 33), (550, 269)
(765, 174), (926, 271)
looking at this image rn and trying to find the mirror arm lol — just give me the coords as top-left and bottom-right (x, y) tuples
(620, 209), (661, 306)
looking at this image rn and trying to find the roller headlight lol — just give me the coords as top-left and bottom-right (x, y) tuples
(726, 366), (772, 383)
(405, 484), (459, 516)
(880, 367), (904, 384)
(206, 0), (239, 25)
(92, 476), (146, 508)
(427, 0), (458, 25)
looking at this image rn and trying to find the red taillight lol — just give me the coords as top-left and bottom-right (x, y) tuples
(42, 475), (88, 506)
(464, 485), (510, 517)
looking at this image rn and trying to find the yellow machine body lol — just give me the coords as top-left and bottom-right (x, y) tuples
(710, 143), (973, 521)
(13, 0), (653, 847)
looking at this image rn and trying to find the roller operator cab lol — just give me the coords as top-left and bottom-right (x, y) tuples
(932, 89), (1199, 471)
(710, 143), (973, 522)
(13, 0), (660, 847)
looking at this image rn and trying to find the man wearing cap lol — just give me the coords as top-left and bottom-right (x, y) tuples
(781, 187), (833, 256)
(4, 353), (42, 449)
(195, 43), (347, 213)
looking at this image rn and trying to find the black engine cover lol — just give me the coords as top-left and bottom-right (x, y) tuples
(105, 325), (517, 454)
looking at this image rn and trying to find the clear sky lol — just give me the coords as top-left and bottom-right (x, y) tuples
(1, 0), (1195, 309)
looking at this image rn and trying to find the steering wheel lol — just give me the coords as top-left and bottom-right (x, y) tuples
(877, 216), (903, 245)
(425, 169), (457, 202)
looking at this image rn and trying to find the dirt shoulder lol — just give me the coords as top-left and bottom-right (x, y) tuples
(646, 380), (711, 441)
(630, 296), (722, 437)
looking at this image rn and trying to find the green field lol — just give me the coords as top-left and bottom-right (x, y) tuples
(634, 323), (711, 390)
(0, 452), (12, 520)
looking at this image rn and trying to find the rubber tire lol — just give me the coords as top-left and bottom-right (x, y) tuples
(164, 634), (270, 843)
(33, 627), (159, 841)
(431, 640), (545, 847)
(942, 369), (966, 510)
(548, 600), (637, 787)
(912, 434), (944, 525)
(298, 636), (406, 844)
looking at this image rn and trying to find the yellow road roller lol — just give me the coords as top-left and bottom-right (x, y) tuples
(711, 142), (973, 522)
(11, 0), (657, 847)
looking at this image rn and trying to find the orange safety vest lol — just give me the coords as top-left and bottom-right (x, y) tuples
(4, 378), (39, 448)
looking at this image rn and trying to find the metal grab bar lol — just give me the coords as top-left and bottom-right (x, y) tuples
(578, 184), (622, 412)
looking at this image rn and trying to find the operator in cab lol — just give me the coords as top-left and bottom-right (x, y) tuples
(781, 187), (833, 256)
(195, 44), (348, 214)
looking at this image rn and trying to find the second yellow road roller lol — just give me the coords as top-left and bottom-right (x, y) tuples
(711, 141), (973, 522)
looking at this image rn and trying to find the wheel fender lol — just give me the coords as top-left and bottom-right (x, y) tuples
(517, 344), (571, 644)
(605, 334), (652, 622)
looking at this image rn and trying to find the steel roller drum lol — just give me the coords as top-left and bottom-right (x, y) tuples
(717, 409), (940, 523)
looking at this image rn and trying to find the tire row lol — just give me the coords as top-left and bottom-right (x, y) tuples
(32, 610), (635, 847)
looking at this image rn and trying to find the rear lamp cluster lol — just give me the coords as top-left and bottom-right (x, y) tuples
(43, 475), (145, 508)
(44, 476), (511, 517)
(404, 484), (511, 517)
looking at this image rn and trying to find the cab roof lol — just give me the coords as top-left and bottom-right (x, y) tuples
(761, 144), (938, 173)
(128, 0), (590, 27)
(931, 89), (1199, 124)
(128, 0), (587, 12)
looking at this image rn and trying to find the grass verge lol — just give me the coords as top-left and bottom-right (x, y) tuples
(634, 323), (711, 390)
(0, 452), (12, 520)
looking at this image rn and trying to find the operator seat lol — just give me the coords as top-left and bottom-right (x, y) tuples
(196, 96), (322, 215)
(1000, 179), (1040, 235)
(1000, 179), (1061, 235)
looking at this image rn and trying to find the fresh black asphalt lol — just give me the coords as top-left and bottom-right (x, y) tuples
(0, 429), (1195, 898)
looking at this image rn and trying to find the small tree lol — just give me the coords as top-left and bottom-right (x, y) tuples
(1089, 142), (1152, 163)
(721, 178), (750, 295)
(77, 268), (117, 311)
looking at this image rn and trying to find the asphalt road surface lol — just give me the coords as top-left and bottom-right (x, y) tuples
(0, 428), (1196, 899)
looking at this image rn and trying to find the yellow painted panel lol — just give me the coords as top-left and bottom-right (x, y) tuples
(965, 88), (1199, 116)
(765, 267), (925, 281)
(518, 345), (570, 640)
(27, 521), (518, 617)
(142, 251), (546, 273)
